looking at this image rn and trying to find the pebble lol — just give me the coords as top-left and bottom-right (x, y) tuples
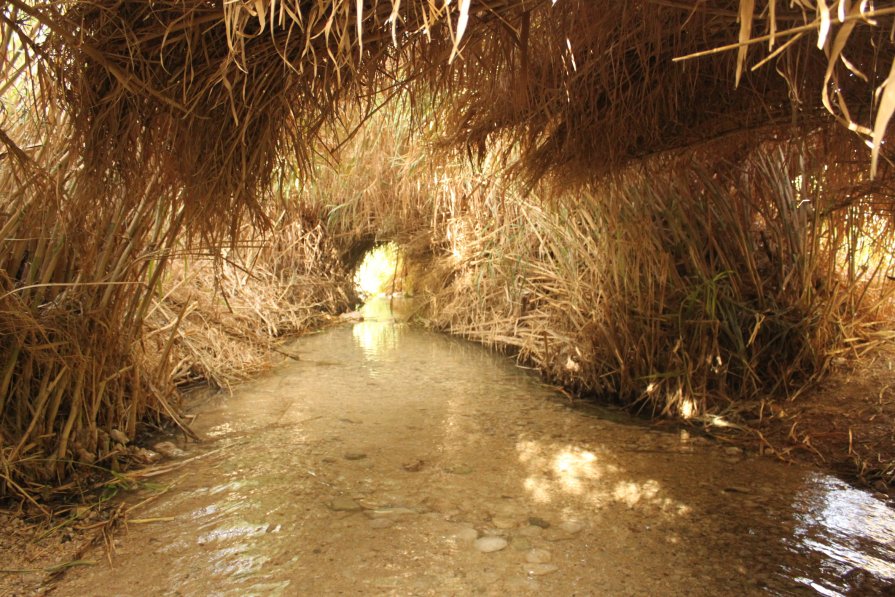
(511, 537), (532, 551)
(491, 517), (516, 529)
(524, 563), (559, 576)
(153, 441), (186, 459)
(724, 446), (743, 457)
(526, 548), (552, 564)
(451, 527), (479, 542)
(344, 452), (367, 461)
(329, 497), (362, 512)
(559, 520), (584, 534)
(475, 536), (508, 553)
(132, 448), (161, 464)
(519, 525), (544, 538)
(528, 516), (551, 529)
(366, 507), (417, 519)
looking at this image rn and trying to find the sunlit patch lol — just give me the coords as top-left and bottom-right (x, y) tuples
(516, 440), (689, 516)
(679, 397), (696, 419)
(613, 479), (660, 508)
(354, 242), (403, 300)
(552, 448), (599, 495)
(352, 320), (402, 360)
(524, 477), (553, 503)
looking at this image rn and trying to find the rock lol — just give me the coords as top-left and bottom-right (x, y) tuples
(528, 516), (551, 529)
(519, 525), (544, 538)
(344, 452), (367, 461)
(451, 527), (479, 542)
(474, 536), (508, 553)
(724, 446), (743, 457)
(132, 448), (161, 464)
(110, 429), (129, 445)
(366, 507), (417, 519)
(153, 441), (186, 459)
(559, 520), (584, 534)
(524, 564), (559, 577)
(491, 517), (516, 529)
(526, 548), (552, 564)
(369, 519), (394, 529)
(329, 497), (362, 512)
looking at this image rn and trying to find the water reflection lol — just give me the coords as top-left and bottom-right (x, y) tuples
(352, 296), (413, 358)
(790, 476), (895, 593)
(352, 321), (403, 358)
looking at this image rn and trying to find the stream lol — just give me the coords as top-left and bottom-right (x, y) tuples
(52, 299), (895, 596)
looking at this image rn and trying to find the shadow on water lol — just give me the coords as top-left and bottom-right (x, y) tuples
(50, 302), (895, 596)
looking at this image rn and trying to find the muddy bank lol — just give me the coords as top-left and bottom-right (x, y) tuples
(28, 314), (895, 596)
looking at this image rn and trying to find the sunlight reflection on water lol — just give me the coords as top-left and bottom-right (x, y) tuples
(791, 476), (895, 592)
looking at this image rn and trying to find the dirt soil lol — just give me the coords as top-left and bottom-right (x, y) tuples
(734, 345), (895, 497)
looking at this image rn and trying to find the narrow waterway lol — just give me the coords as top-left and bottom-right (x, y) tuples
(53, 301), (895, 596)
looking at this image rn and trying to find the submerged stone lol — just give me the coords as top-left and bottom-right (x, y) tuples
(524, 563), (559, 577)
(329, 497), (362, 512)
(475, 536), (508, 553)
(526, 548), (552, 564)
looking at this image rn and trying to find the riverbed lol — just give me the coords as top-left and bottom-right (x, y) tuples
(50, 303), (895, 596)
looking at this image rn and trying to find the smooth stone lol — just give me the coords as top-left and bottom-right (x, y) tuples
(528, 516), (551, 529)
(132, 448), (161, 464)
(559, 520), (584, 534)
(511, 537), (532, 551)
(519, 525), (544, 538)
(524, 563), (559, 576)
(366, 507), (417, 519)
(153, 441), (186, 459)
(491, 517), (516, 529)
(526, 548), (552, 564)
(344, 452), (367, 461)
(451, 527), (479, 542)
(330, 497), (362, 512)
(475, 536), (508, 553)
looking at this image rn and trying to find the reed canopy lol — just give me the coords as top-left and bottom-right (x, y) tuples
(2, 0), (895, 499)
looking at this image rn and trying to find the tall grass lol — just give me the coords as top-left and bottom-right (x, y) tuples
(432, 135), (895, 418)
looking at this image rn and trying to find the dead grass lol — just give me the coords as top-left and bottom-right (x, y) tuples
(4, 0), (895, 500)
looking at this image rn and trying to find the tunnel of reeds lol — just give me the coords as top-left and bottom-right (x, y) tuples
(2, 0), (895, 503)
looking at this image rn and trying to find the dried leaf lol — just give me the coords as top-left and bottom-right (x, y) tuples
(449, 0), (471, 64)
(817, 0), (831, 49)
(871, 56), (895, 178)
(736, 0), (754, 88)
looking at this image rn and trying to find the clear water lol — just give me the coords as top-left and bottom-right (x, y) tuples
(53, 301), (895, 596)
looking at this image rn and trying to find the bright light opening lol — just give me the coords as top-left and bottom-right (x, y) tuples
(354, 242), (405, 300)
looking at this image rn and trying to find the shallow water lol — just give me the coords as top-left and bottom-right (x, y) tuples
(53, 302), (895, 596)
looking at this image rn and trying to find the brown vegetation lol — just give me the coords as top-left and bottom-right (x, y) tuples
(3, 0), (895, 502)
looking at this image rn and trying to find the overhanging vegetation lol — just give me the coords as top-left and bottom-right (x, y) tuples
(2, 1), (895, 501)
